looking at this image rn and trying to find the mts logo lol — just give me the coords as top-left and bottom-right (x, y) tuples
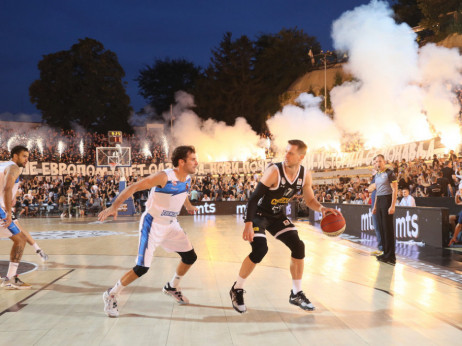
(395, 210), (419, 238)
(361, 209), (374, 231)
(236, 205), (246, 214)
(195, 202), (216, 214)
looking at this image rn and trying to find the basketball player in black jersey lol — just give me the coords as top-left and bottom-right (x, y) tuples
(229, 139), (341, 313)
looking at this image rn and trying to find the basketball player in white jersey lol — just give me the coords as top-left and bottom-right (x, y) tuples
(0, 145), (32, 289)
(98, 146), (198, 317)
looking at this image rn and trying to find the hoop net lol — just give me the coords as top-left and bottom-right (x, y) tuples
(109, 162), (118, 175)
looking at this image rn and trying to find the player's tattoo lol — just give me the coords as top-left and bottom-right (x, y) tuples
(11, 244), (24, 262)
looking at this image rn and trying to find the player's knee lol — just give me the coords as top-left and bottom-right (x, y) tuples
(12, 233), (26, 247)
(179, 249), (197, 265)
(280, 233), (305, 259)
(132, 265), (149, 277)
(249, 238), (268, 263)
(290, 239), (305, 259)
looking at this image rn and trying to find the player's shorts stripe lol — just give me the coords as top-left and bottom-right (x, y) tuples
(253, 233), (266, 238)
(274, 227), (297, 239)
(137, 213), (153, 266)
(0, 207), (20, 235)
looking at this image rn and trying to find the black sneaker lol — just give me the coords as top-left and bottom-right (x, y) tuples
(162, 282), (189, 304)
(289, 290), (315, 311)
(229, 282), (246, 314)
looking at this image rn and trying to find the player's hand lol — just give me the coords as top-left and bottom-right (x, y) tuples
(321, 206), (341, 217)
(1, 214), (12, 228)
(186, 205), (197, 215)
(372, 207), (377, 215)
(388, 206), (395, 215)
(242, 222), (254, 242)
(98, 206), (118, 221)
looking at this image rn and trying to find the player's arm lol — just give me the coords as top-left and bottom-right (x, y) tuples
(302, 170), (340, 217)
(389, 181), (398, 214)
(183, 196), (197, 214)
(98, 171), (167, 221)
(1, 165), (20, 227)
(242, 165), (278, 242)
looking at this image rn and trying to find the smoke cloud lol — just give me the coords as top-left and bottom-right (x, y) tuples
(169, 91), (265, 162)
(267, 0), (462, 155)
(329, 0), (462, 149)
(267, 93), (342, 152)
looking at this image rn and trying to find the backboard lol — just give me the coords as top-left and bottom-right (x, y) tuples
(96, 147), (131, 167)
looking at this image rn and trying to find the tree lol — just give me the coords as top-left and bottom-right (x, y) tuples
(194, 33), (259, 126)
(253, 28), (321, 130)
(392, 0), (461, 38)
(417, 0), (460, 36)
(392, 0), (423, 28)
(193, 29), (321, 133)
(29, 38), (132, 132)
(136, 58), (201, 115)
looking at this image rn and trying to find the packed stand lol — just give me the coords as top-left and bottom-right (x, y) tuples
(0, 126), (167, 165)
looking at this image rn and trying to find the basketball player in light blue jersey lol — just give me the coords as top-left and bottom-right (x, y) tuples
(99, 145), (198, 317)
(0, 145), (32, 289)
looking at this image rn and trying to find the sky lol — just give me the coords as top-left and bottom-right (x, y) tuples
(0, 0), (377, 121)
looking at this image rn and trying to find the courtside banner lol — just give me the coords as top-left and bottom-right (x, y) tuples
(180, 201), (297, 219)
(312, 203), (449, 248)
(12, 159), (272, 177)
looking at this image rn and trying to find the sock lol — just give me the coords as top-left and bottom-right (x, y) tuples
(234, 276), (246, 289)
(169, 272), (182, 288)
(109, 280), (124, 296)
(33, 243), (41, 252)
(7, 262), (19, 279)
(292, 279), (302, 294)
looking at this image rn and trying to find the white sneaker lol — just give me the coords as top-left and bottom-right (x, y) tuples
(103, 289), (119, 317)
(1, 276), (32, 290)
(162, 282), (189, 304)
(36, 249), (49, 262)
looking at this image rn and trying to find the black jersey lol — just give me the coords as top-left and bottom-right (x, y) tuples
(257, 162), (305, 216)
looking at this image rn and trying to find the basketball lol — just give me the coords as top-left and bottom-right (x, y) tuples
(320, 212), (346, 237)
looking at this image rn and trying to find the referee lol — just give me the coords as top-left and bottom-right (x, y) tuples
(372, 154), (398, 265)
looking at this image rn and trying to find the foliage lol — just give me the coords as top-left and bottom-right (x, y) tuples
(136, 58), (201, 115)
(29, 38), (132, 132)
(193, 29), (321, 133)
(392, 0), (462, 40)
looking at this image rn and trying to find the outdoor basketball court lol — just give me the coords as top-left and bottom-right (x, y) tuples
(0, 215), (461, 345)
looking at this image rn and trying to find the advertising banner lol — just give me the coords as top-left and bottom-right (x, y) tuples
(180, 201), (297, 219)
(309, 203), (449, 248)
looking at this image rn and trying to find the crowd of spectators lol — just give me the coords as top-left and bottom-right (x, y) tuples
(11, 151), (462, 219)
(2, 123), (462, 219)
(312, 151), (462, 206)
(0, 126), (167, 165)
(11, 170), (263, 218)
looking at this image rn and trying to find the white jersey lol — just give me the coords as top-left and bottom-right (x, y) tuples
(145, 169), (191, 224)
(0, 161), (21, 209)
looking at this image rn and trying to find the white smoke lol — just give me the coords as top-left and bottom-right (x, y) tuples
(129, 105), (158, 127)
(267, 93), (342, 152)
(169, 91), (265, 162)
(329, 0), (462, 149)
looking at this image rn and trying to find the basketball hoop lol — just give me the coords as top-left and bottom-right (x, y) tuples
(109, 162), (118, 175)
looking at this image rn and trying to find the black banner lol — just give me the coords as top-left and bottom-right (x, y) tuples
(180, 201), (297, 219)
(309, 203), (449, 248)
